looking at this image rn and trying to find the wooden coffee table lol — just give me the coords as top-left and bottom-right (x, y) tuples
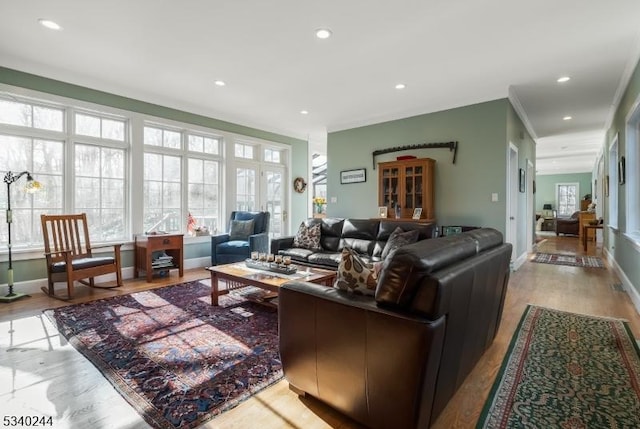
(206, 262), (336, 306)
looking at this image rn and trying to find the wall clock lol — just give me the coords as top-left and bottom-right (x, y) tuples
(293, 177), (307, 193)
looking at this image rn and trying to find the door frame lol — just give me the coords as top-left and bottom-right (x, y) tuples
(506, 143), (519, 266)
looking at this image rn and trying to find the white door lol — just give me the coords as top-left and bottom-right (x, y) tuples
(506, 143), (518, 262)
(233, 162), (288, 237)
(261, 165), (287, 238)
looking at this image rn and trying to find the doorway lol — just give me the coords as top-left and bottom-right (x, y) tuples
(506, 143), (519, 265)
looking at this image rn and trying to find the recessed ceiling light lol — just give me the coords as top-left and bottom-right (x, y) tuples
(315, 28), (332, 39)
(557, 76), (571, 83)
(38, 19), (62, 30)
(214, 80), (226, 87)
(563, 116), (572, 121)
(300, 110), (309, 115)
(395, 83), (406, 90)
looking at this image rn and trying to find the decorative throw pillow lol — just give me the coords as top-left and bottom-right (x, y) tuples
(293, 222), (322, 250)
(229, 219), (255, 241)
(381, 227), (420, 259)
(334, 247), (378, 296)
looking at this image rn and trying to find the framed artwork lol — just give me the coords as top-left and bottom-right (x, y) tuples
(619, 156), (626, 185)
(340, 168), (366, 184)
(412, 208), (422, 220)
(378, 206), (388, 218)
(442, 226), (463, 236)
(519, 168), (525, 193)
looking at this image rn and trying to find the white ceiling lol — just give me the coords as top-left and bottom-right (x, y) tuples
(2, 1), (640, 175)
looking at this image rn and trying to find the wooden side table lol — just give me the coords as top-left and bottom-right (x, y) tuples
(134, 234), (184, 282)
(583, 225), (603, 251)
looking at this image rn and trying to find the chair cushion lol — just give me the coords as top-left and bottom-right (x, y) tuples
(293, 222), (322, 250)
(229, 219), (255, 241)
(381, 227), (420, 259)
(51, 256), (115, 273)
(216, 240), (250, 255)
(334, 247), (378, 296)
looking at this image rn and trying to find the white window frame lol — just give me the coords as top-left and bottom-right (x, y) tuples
(608, 133), (619, 230)
(555, 182), (579, 217)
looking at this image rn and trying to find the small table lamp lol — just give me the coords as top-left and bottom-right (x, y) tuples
(1, 171), (42, 303)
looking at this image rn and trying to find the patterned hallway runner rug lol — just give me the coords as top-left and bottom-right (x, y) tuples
(44, 280), (282, 429)
(532, 252), (604, 268)
(477, 305), (640, 428)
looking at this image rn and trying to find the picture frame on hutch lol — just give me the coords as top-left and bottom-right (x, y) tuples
(412, 208), (422, 220)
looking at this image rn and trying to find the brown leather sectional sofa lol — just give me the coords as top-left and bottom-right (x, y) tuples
(278, 228), (512, 429)
(270, 217), (436, 269)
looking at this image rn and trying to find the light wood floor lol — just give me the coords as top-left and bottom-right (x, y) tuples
(1, 235), (638, 429)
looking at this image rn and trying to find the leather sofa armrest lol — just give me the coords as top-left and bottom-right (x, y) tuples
(211, 233), (230, 265)
(249, 232), (269, 254)
(279, 280), (446, 428)
(271, 236), (295, 254)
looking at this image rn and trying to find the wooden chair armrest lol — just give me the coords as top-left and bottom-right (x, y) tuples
(90, 243), (123, 251)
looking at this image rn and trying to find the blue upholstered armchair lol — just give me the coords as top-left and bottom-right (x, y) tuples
(211, 211), (270, 265)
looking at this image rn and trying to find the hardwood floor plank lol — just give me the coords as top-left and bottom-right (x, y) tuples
(0, 235), (638, 428)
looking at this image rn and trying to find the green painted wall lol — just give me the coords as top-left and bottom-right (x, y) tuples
(327, 99), (515, 235)
(0, 67), (307, 286)
(535, 173), (593, 212)
(603, 57), (640, 300)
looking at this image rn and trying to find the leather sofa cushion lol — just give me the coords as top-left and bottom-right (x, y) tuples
(464, 228), (504, 252)
(308, 251), (342, 267)
(376, 235), (477, 308)
(280, 247), (314, 262)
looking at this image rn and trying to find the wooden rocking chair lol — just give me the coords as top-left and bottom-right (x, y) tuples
(41, 213), (123, 300)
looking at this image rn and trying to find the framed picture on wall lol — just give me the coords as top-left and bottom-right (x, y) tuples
(519, 168), (525, 193)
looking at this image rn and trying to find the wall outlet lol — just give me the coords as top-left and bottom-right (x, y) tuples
(491, 193), (499, 202)
(330, 197), (337, 203)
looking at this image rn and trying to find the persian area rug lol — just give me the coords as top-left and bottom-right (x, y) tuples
(532, 252), (604, 268)
(44, 280), (282, 429)
(477, 305), (640, 429)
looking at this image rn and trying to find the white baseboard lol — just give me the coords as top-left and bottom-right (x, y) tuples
(0, 257), (211, 297)
(604, 248), (640, 317)
(512, 250), (528, 271)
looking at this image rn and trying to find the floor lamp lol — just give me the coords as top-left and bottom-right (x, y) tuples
(1, 171), (42, 303)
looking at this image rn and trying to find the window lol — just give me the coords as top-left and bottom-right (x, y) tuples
(264, 148), (281, 163)
(144, 126), (181, 149)
(143, 152), (182, 233)
(608, 135), (619, 229)
(236, 167), (256, 211)
(556, 183), (579, 217)
(235, 143), (254, 159)
(75, 144), (126, 241)
(143, 126), (223, 234)
(188, 158), (220, 233)
(0, 99), (64, 131)
(75, 113), (125, 141)
(0, 135), (64, 248)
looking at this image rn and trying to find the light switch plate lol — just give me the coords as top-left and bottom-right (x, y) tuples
(491, 193), (498, 202)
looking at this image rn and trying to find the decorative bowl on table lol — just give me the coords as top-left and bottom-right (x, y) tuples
(588, 219), (599, 225)
(245, 258), (297, 275)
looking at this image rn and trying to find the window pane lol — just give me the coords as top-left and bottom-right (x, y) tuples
(102, 148), (124, 178)
(33, 139), (64, 174)
(103, 178), (125, 208)
(164, 130), (181, 149)
(33, 106), (63, 131)
(75, 177), (100, 208)
(0, 135), (31, 171)
(144, 127), (162, 146)
(144, 153), (163, 180)
(188, 158), (203, 182)
(188, 135), (203, 152)
(75, 144), (100, 175)
(102, 118), (125, 141)
(163, 156), (181, 182)
(0, 99), (31, 127)
(204, 137), (219, 155)
(235, 144), (244, 157)
(76, 113), (101, 137)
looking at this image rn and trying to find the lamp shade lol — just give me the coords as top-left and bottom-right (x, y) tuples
(543, 204), (553, 210)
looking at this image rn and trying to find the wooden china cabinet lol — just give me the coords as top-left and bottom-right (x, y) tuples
(378, 157), (435, 220)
